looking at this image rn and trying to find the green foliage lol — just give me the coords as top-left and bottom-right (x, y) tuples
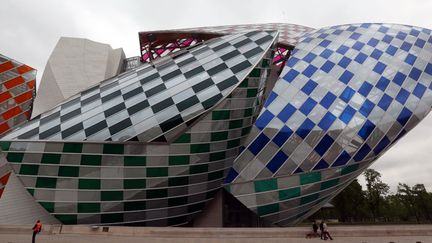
(308, 168), (432, 224)
(332, 179), (370, 222)
(396, 183), (432, 223)
(364, 169), (389, 220)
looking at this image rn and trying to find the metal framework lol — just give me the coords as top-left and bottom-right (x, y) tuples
(139, 32), (221, 62)
(138, 31), (293, 69)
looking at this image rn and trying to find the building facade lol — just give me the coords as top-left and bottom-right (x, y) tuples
(0, 38), (126, 224)
(0, 54), (36, 136)
(0, 23), (432, 226)
(0, 53), (36, 201)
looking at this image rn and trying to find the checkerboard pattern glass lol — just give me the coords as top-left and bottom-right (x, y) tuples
(4, 31), (277, 144)
(0, 31), (277, 225)
(226, 23), (432, 226)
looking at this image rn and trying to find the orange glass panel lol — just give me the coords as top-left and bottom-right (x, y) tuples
(0, 122), (9, 134)
(0, 92), (12, 103)
(16, 65), (33, 74)
(2, 106), (22, 120)
(27, 80), (36, 89)
(0, 172), (11, 185)
(14, 90), (33, 104)
(4, 76), (24, 89)
(0, 61), (14, 73)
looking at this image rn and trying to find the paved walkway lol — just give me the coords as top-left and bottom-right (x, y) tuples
(1, 225), (432, 243)
(1, 234), (431, 243)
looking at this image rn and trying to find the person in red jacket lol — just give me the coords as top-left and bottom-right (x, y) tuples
(32, 220), (42, 243)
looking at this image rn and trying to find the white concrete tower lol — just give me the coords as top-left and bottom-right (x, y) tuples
(32, 37), (125, 118)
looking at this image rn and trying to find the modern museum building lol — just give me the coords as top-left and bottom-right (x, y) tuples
(0, 23), (432, 227)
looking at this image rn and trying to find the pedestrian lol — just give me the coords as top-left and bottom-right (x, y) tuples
(322, 221), (333, 240)
(32, 220), (42, 243)
(312, 221), (319, 236)
(319, 220), (324, 239)
(306, 221), (320, 238)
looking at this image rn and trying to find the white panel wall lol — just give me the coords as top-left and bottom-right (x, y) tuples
(0, 172), (59, 224)
(32, 37), (125, 118)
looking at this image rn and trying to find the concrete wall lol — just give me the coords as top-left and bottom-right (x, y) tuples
(0, 171), (59, 224)
(32, 37), (125, 118)
(192, 191), (223, 227)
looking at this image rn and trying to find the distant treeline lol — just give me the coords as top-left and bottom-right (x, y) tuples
(310, 169), (432, 223)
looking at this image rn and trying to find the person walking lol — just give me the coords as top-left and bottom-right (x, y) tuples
(322, 221), (333, 240)
(32, 220), (42, 243)
(313, 221), (319, 235)
(319, 221), (324, 239)
(306, 221), (320, 238)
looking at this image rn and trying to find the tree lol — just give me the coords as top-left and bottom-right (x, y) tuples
(412, 184), (432, 222)
(363, 169), (389, 220)
(305, 170), (432, 224)
(332, 179), (369, 222)
(384, 194), (409, 221)
(397, 183), (420, 222)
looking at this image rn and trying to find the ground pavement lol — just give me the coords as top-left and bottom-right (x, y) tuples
(0, 225), (431, 243)
(1, 234), (431, 243)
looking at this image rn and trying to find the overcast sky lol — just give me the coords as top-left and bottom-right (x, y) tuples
(1, 0), (431, 192)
